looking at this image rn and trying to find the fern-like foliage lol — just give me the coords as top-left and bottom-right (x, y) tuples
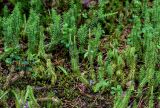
(87, 0), (107, 29)
(113, 85), (133, 108)
(62, 7), (79, 73)
(88, 24), (103, 59)
(152, 0), (160, 69)
(97, 53), (104, 81)
(30, 0), (43, 13)
(77, 24), (88, 54)
(152, 0), (160, 28)
(93, 80), (110, 93)
(26, 9), (40, 59)
(105, 61), (113, 79)
(124, 47), (136, 80)
(85, 24), (104, 81)
(97, 0), (108, 21)
(2, 3), (22, 50)
(0, 17), (2, 38)
(143, 9), (156, 69)
(11, 3), (23, 45)
(38, 27), (45, 58)
(2, 17), (14, 49)
(132, 0), (142, 15)
(128, 16), (142, 55)
(46, 59), (57, 85)
(138, 68), (154, 96)
(149, 86), (154, 108)
(62, 7), (77, 47)
(49, 9), (62, 50)
(2, 5), (9, 17)
(104, 47), (125, 84)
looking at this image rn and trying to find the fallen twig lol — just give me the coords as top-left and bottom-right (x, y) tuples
(37, 96), (61, 104)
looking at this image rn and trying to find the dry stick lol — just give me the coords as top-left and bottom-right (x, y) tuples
(37, 97), (60, 103)
(33, 86), (51, 91)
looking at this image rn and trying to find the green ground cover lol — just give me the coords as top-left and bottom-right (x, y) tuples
(0, 0), (160, 107)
